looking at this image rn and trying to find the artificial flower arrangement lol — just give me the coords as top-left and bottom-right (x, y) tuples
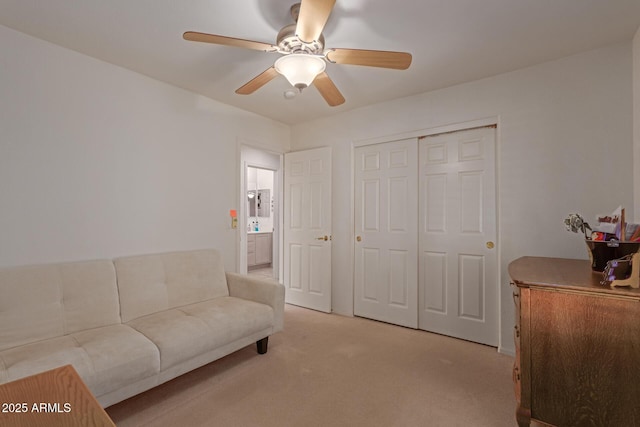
(564, 213), (592, 239)
(564, 206), (640, 242)
(564, 207), (640, 275)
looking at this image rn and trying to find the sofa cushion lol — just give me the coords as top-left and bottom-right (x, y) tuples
(115, 249), (229, 323)
(0, 336), (91, 382)
(126, 296), (274, 371)
(72, 325), (161, 396)
(0, 325), (160, 397)
(0, 260), (120, 352)
(181, 297), (275, 342)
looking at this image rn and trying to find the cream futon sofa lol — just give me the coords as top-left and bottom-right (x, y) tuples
(0, 249), (284, 407)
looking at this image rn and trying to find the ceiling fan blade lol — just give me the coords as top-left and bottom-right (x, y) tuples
(313, 72), (345, 107)
(326, 48), (412, 70)
(296, 0), (336, 43)
(235, 67), (280, 95)
(183, 31), (277, 52)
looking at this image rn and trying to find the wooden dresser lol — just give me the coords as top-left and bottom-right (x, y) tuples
(509, 256), (640, 427)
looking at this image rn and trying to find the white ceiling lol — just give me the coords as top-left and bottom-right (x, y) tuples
(1, 0), (640, 125)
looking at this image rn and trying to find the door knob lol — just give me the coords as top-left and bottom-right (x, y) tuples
(486, 241), (495, 249)
(316, 235), (329, 241)
(356, 236), (362, 242)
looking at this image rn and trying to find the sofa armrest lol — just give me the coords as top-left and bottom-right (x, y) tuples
(225, 273), (285, 333)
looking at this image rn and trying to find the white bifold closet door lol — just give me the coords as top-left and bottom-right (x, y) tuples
(354, 139), (419, 328)
(418, 127), (497, 346)
(354, 127), (498, 346)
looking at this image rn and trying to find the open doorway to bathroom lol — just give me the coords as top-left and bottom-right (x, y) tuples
(239, 145), (282, 282)
(247, 167), (275, 278)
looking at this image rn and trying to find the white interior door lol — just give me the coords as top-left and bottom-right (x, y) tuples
(418, 127), (497, 346)
(354, 139), (418, 328)
(284, 147), (332, 312)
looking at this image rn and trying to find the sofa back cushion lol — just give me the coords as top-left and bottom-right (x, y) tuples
(0, 260), (120, 352)
(114, 249), (229, 323)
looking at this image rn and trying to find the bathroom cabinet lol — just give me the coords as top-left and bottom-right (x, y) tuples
(247, 232), (272, 268)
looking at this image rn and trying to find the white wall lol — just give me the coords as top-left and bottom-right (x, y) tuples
(0, 25), (290, 271)
(290, 42), (634, 354)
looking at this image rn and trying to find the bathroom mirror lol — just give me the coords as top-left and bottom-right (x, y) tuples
(248, 189), (270, 218)
(256, 189), (270, 217)
(248, 191), (256, 217)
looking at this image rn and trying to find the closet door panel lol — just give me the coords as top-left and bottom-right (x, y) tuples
(354, 139), (418, 328)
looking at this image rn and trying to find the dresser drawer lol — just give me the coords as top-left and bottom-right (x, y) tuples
(510, 282), (523, 413)
(511, 282), (520, 327)
(513, 363), (521, 402)
(513, 324), (521, 402)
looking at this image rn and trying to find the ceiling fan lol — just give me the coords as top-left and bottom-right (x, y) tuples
(183, 0), (412, 107)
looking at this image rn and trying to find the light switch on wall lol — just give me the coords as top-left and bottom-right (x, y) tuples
(229, 210), (237, 229)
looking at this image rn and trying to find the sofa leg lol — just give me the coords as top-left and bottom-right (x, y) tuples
(256, 337), (269, 354)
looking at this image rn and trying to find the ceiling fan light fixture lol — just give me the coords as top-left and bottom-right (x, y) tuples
(274, 54), (325, 90)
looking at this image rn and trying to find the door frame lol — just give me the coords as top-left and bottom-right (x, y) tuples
(238, 142), (284, 282)
(351, 117), (502, 343)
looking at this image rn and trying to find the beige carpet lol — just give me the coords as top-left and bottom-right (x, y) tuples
(106, 305), (517, 427)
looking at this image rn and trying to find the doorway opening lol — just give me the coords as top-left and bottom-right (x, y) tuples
(239, 145), (283, 282)
(247, 167), (275, 278)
